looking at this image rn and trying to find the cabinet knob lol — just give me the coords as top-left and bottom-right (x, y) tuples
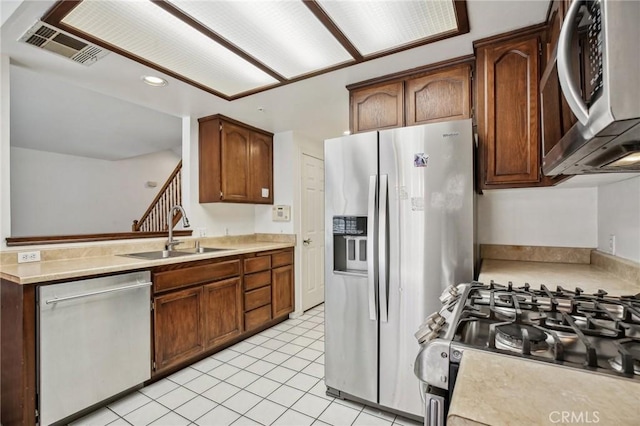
(303, 238), (312, 246)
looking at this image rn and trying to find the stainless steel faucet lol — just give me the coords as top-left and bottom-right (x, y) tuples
(166, 205), (190, 251)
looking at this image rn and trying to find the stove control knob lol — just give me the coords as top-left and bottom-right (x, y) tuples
(424, 330), (439, 342)
(439, 285), (460, 304)
(425, 313), (445, 330)
(414, 326), (440, 344)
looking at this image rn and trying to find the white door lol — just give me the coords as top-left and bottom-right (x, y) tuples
(301, 154), (325, 311)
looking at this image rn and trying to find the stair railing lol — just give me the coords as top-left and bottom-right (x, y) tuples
(132, 160), (182, 232)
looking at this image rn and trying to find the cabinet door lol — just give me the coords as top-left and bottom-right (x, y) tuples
(481, 35), (541, 185)
(249, 132), (273, 204)
(406, 64), (471, 126)
(154, 287), (204, 372)
(203, 277), (243, 349)
(199, 118), (222, 203)
(272, 264), (294, 318)
(220, 122), (251, 201)
(350, 81), (404, 133)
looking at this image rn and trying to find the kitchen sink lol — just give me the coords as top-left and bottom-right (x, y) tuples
(122, 247), (229, 260)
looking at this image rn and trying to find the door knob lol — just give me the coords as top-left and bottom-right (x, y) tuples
(303, 238), (312, 246)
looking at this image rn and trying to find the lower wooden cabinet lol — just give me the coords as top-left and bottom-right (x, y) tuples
(154, 286), (205, 372)
(152, 249), (295, 376)
(203, 277), (242, 348)
(272, 264), (294, 318)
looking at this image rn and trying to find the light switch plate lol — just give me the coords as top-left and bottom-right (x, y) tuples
(261, 188), (269, 198)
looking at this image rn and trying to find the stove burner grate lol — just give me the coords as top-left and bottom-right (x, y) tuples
(609, 338), (640, 376)
(494, 324), (549, 353)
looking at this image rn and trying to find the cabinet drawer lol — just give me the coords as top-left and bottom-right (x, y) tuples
(154, 259), (241, 293)
(244, 286), (271, 312)
(244, 256), (271, 274)
(244, 270), (271, 291)
(244, 304), (272, 331)
(272, 251), (293, 268)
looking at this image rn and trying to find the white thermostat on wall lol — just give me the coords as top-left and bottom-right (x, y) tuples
(272, 205), (291, 222)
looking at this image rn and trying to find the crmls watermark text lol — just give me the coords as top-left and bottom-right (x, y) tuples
(549, 411), (600, 424)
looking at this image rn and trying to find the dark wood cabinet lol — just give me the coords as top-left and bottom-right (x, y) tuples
(152, 248), (294, 375)
(154, 286), (205, 372)
(199, 114), (273, 204)
(350, 81), (404, 133)
(152, 257), (243, 374)
(220, 122), (251, 202)
(250, 132), (274, 203)
(203, 277), (243, 348)
(348, 58), (473, 134)
(272, 264), (294, 318)
(406, 64), (472, 126)
(475, 26), (549, 188)
(243, 249), (294, 331)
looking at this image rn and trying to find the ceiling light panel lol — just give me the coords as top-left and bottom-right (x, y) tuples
(317, 0), (458, 56)
(61, 0), (278, 96)
(168, 0), (354, 79)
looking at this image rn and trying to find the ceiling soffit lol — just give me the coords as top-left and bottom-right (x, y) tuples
(42, 0), (470, 101)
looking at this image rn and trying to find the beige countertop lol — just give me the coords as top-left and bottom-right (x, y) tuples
(479, 259), (639, 296)
(0, 237), (294, 285)
(448, 349), (640, 426)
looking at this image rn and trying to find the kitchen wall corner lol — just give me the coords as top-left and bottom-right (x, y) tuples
(597, 176), (640, 263)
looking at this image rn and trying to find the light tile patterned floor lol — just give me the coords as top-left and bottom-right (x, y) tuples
(71, 305), (421, 426)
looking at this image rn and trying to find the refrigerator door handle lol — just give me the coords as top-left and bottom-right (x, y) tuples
(378, 174), (389, 323)
(367, 175), (377, 321)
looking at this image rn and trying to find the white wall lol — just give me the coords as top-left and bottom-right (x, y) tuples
(477, 186), (598, 248)
(10, 147), (180, 236)
(597, 176), (640, 263)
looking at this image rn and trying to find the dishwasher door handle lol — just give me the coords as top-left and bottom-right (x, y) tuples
(45, 281), (152, 304)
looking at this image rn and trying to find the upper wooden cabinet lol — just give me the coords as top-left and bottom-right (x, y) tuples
(406, 64), (472, 126)
(475, 26), (550, 188)
(350, 81), (404, 133)
(199, 114), (273, 204)
(348, 58), (473, 134)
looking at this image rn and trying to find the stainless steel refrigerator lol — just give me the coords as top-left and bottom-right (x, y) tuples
(324, 119), (474, 419)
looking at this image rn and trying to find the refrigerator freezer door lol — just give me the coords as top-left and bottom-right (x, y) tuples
(378, 120), (474, 416)
(324, 132), (379, 403)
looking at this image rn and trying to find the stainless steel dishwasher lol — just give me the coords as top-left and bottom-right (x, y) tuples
(38, 271), (151, 425)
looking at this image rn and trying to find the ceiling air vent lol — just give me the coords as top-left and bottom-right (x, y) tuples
(19, 21), (109, 66)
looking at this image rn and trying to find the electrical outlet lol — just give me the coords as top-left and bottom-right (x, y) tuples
(18, 250), (41, 263)
(197, 227), (207, 237)
(609, 234), (616, 255)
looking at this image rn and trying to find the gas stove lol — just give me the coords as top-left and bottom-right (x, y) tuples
(414, 281), (640, 425)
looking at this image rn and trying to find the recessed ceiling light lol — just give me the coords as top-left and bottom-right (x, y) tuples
(141, 75), (168, 87)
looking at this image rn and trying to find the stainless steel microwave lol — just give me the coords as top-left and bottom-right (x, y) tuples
(542, 0), (640, 175)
